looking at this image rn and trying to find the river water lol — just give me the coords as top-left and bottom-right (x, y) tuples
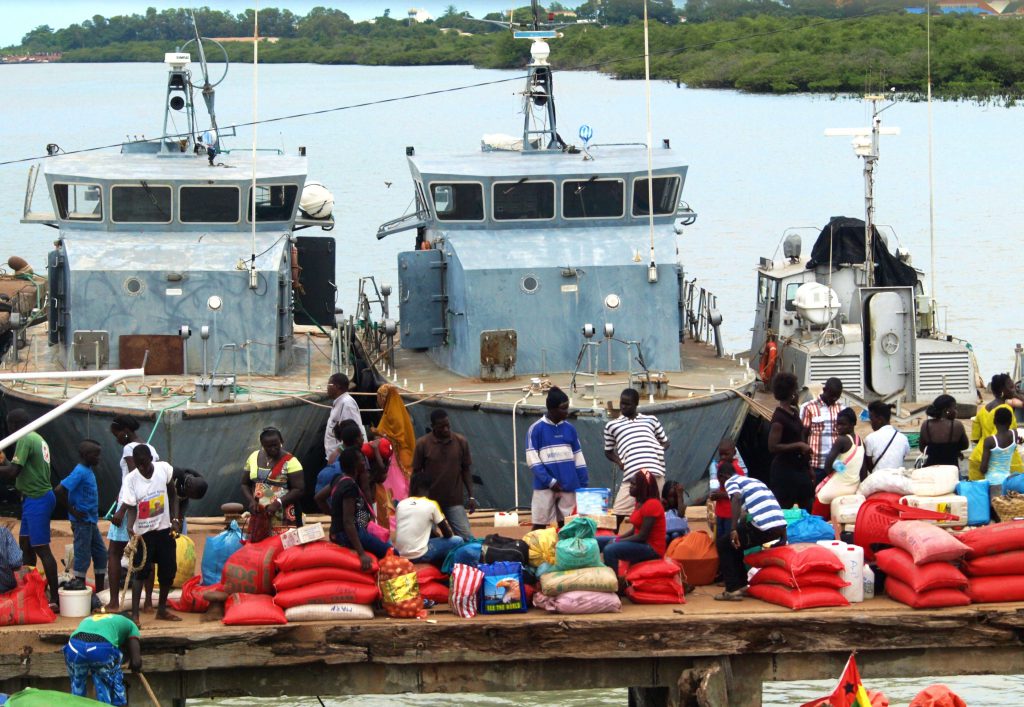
(1, 62), (1023, 704)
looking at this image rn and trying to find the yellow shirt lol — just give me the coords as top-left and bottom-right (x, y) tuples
(968, 403), (1022, 480)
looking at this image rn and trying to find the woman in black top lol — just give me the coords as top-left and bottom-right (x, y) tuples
(768, 372), (814, 511)
(330, 447), (393, 570)
(919, 394), (969, 467)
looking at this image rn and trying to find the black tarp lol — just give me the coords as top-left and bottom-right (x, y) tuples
(805, 216), (919, 288)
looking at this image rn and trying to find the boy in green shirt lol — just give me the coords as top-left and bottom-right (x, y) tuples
(0, 408), (58, 605)
(64, 612), (142, 705)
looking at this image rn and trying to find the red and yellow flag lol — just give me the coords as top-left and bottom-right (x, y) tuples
(800, 654), (875, 707)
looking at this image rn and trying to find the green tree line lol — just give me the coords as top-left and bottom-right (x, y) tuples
(6, 7), (1024, 102)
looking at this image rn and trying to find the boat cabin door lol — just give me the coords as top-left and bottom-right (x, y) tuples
(751, 272), (780, 354)
(398, 249), (447, 349)
(861, 287), (916, 398)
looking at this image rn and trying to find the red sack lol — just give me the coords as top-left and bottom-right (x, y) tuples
(273, 567), (376, 592)
(875, 548), (968, 593)
(419, 582), (450, 604)
(966, 575), (1024, 603)
(170, 575), (223, 613)
(222, 536), (283, 595)
(630, 578), (684, 596)
(223, 593), (287, 625)
(624, 559), (682, 583)
(885, 577), (970, 609)
(745, 543), (844, 575)
(274, 541), (378, 574)
(888, 521), (968, 565)
(415, 564), (446, 585)
(273, 581), (380, 609)
(909, 685), (967, 707)
(0, 571), (56, 626)
(625, 585), (684, 605)
(959, 520), (1024, 558)
(747, 583), (849, 610)
(962, 550), (1024, 577)
(749, 566), (848, 590)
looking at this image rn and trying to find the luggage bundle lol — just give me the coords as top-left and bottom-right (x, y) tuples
(623, 559), (685, 605)
(745, 543), (849, 610)
(0, 570), (55, 627)
(665, 530), (718, 586)
(269, 541), (379, 614)
(881, 521), (970, 609)
(959, 520), (1024, 603)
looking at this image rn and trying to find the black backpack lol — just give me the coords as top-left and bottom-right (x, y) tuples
(480, 534), (530, 566)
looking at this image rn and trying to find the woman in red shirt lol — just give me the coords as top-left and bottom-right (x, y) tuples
(600, 470), (666, 572)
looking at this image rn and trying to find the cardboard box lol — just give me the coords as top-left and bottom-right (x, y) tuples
(280, 522), (325, 549)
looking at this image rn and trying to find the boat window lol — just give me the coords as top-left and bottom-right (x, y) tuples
(562, 179), (624, 219)
(53, 183), (103, 221)
(248, 184), (298, 222)
(431, 183), (484, 221)
(632, 176), (680, 217)
(784, 282), (801, 311)
(493, 181), (555, 221)
(111, 184), (173, 223)
(180, 186), (240, 223)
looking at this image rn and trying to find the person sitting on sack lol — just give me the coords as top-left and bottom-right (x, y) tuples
(64, 612), (142, 705)
(526, 386), (588, 531)
(394, 474), (463, 566)
(715, 459), (787, 602)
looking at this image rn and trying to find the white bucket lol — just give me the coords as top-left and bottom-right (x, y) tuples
(58, 587), (93, 618)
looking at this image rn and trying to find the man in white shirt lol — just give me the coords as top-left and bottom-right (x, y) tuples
(324, 373), (362, 462)
(864, 400), (911, 474)
(111, 445), (179, 624)
(394, 474), (463, 566)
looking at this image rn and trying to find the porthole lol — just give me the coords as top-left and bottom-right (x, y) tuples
(124, 277), (145, 296)
(520, 275), (540, 294)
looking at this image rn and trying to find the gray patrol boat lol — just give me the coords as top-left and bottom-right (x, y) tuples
(358, 31), (753, 510)
(5, 43), (339, 514)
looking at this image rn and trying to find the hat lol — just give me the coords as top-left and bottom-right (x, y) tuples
(546, 386), (569, 410)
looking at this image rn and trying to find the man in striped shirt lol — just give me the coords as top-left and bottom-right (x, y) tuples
(604, 388), (670, 529)
(526, 387), (588, 530)
(715, 460), (787, 601)
(800, 377), (843, 484)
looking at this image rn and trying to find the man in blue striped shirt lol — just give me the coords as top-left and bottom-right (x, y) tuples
(715, 460), (787, 601)
(604, 388), (670, 529)
(526, 388), (588, 530)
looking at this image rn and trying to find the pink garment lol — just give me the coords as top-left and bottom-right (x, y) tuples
(382, 454), (409, 503)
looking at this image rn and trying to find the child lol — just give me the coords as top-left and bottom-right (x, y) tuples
(981, 406), (1017, 492)
(55, 440), (107, 592)
(64, 612), (141, 705)
(394, 473), (463, 566)
(661, 481), (689, 542)
(111, 444), (179, 624)
(708, 438), (745, 540)
(714, 459), (787, 602)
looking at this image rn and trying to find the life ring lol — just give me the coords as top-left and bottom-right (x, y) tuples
(759, 341), (778, 384)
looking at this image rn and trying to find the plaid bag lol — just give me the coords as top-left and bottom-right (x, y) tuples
(449, 563), (484, 619)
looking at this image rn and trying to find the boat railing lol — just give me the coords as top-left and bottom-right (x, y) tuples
(376, 208), (430, 241)
(20, 164), (56, 226)
(681, 279), (724, 355)
(0, 369), (145, 450)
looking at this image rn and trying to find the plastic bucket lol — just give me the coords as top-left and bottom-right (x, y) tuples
(576, 488), (610, 516)
(58, 587), (93, 618)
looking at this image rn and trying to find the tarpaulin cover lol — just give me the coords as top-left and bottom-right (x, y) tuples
(806, 217), (918, 288)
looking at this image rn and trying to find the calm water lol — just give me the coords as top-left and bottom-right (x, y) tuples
(2, 62), (1023, 704)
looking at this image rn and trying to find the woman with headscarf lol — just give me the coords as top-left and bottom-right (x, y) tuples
(372, 383), (416, 502)
(919, 394), (968, 468)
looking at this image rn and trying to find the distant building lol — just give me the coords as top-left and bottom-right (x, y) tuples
(407, 8), (434, 23)
(935, 1), (1000, 13)
(0, 52), (62, 64)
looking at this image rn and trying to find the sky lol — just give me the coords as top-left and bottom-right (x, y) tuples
(0, 1), (513, 47)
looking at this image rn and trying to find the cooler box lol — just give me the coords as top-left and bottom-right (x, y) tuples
(576, 488), (610, 516)
(899, 493), (968, 527)
(831, 494), (866, 525)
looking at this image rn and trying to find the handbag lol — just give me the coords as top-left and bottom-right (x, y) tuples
(357, 486), (391, 542)
(914, 447), (928, 469)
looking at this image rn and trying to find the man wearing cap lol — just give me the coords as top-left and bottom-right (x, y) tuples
(526, 387), (589, 530)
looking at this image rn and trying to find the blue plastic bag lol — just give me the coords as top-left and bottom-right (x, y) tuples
(786, 509), (835, 544)
(956, 479), (991, 526)
(478, 561), (528, 614)
(201, 519), (243, 585)
(1002, 473), (1024, 496)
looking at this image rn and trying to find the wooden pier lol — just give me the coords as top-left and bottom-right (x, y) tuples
(3, 588), (1024, 706)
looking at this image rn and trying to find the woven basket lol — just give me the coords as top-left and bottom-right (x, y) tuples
(992, 492), (1024, 522)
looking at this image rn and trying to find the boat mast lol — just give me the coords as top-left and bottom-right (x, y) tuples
(518, 1), (560, 151)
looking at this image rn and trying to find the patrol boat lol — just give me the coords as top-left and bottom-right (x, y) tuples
(6, 43), (339, 514)
(749, 96), (979, 410)
(358, 29), (753, 510)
